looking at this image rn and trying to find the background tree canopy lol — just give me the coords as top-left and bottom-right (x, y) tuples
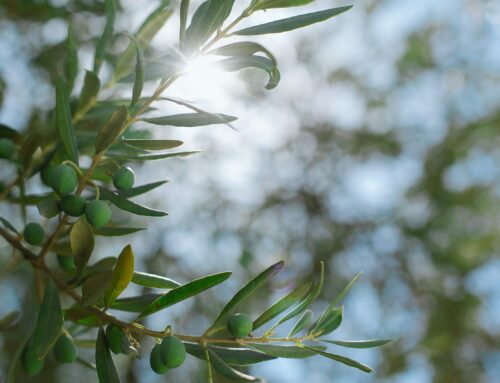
(1, 0), (499, 382)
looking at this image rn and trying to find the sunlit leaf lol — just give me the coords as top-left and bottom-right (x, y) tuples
(104, 245), (135, 306)
(121, 139), (183, 151)
(95, 106), (128, 154)
(56, 75), (78, 164)
(179, 0), (190, 46)
(142, 113), (237, 127)
(251, 0), (314, 11)
(94, 0), (116, 74)
(132, 271), (181, 289)
(210, 41), (277, 65)
(302, 345), (373, 373)
(253, 282), (311, 330)
(70, 217), (95, 280)
(82, 271), (113, 306)
(138, 271), (232, 319)
(219, 55), (280, 90)
(234, 6), (352, 35)
(108, 151), (199, 161)
(208, 348), (261, 382)
(33, 281), (63, 358)
(100, 187), (168, 217)
(205, 261), (284, 336)
(321, 339), (392, 349)
(288, 309), (313, 337)
(95, 328), (120, 383)
(184, 342), (276, 366)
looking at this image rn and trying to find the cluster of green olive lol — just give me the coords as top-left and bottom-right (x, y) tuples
(19, 164), (136, 247)
(21, 333), (76, 376)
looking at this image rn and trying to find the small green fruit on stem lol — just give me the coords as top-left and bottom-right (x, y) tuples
(0, 138), (15, 159)
(228, 313), (253, 338)
(23, 223), (45, 246)
(59, 194), (87, 217)
(21, 344), (44, 376)
(50, 164), (78, 195)
(53, 333), (77, 363)
(113, 167), (135, 191)
(105, 324), (125, 354)
(160, 336), (186, 368)
(85, 200), (112, 228)
(150, 344), (170, 375)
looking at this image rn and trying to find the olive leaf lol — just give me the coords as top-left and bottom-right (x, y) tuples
(219, 55), (281, 90)
(287, 309), (313, 337)
(70, 217), (95, 280)
(82, 271), (114, 306)
(94, 0), (116, 74)
(248, 344), (325, 359)
(184, 342), (276, 366)
(75, 71), (101, 121)
(302, 345), (373, 373)
(234, 6), (352, 35)
(132, 271), (181, 289)
(100, 187), (168, 217)
(308, 306), (342, 336)
(116, 180), (169, 198)
(94, 227), (145, 237)
(208, 348), (261, 382)
(142, 113), (237, 127)
(108, 151), (199, 162)
(321, 339), (392, 349)
(0, 216), (19, 234)
(121, 139), (183, 151)
(111, 293), (162, 312)
(138, 271), (232, 319)
(55, 75), (79, 164)
(95, 106), (128, 154)
(205, 261), (284, 336)
(251, 0), (314, 11)
(33, 281), (64, 358)
(179, 0), (190, 46)
(65, 24), (78, 93)
(95, 328), (120, 383)
(104, 245), (135, 307)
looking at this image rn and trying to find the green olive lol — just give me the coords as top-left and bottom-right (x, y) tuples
(150, 344), (169, 375)
(85, 200), (112, 228)
(23, 223), (45, 246)
(57, 255), (76, 271)
(160, 336), (186, 369)
(227, 313), (253, 338)
(21, 344), (44, 376)
(37, 199), (60, 218)
(53, 333), (77, 364)
(50, 165), (78, 195)
(59, 194), (87, 217)
(113, 167), (135, 191)
(0, 138), (15, 159)
(105, 324), (125, 354)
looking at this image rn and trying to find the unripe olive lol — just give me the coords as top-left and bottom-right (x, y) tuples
(85, 200), (112, 228)
(23, 223), (45, 246)
(50, 165), (77, 195)
(227, 313), (253, 338)
(159, 336), (186, 369)
(150, 344), (169, 375)
(57, 255), (76, 271)
(59, 194), (87, 217)
(105, 324), (125, 354)
(21, 344), (44, 376)
(0, 138), (15, 159)
(53, 333), (77, 364)
(40, 166), (54, 186)
(37, 199), (60, 219)
(113, 167), (135, 191)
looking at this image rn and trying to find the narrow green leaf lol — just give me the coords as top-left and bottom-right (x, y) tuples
(104, 245), (135, 306)
(179, 0), (190, 46)
(251, 0), (314, 11)
(274, 262), (324, 327)
(116, 180), (169, 198)
(138, 271), (232, 319)
(210, 41), (277, 65)
(287, 309), (313, 337)
(94, 227), (145, 237)
(208, 348), (261, 382)
(70, 217), (95, 280)
(184, 342), (276, 366)
(248, 344), (324, 359)
(128, 34), (145, 108)
(132, 271), (181, 289)
(185, 0), (235, 51)
(113, 3), (173, 82)
(142, 113), (237, 127)
(0, 311), (20, 330)
(6, 333), (30, 383)
(56, 75), (78, 164)
(82, 271), (114, 306)
(329, 272), (362, 309)
(111, 293), (162, 312)
(219, 55), (280, 90)
(321, 339), (392, 349)
(0, 216), (18, 234)
(95, 328), (120, 383)
(121, 139), (183, 151)
(108, 151), (199, 161)
(65, 25), (78, 93)
(302, 345), (373, 373)
(94, 0), (116, 74)
(100, 187), (168, 217)
(234, 6), (352, 35)
(309, 307), (342, 336)
(75, 71), (101, 121)
(65, 305), (102, 326)
(205, 261), (284, 336)
(253, 282), (311, 330)
(95, 106), (128, 154)
(33, 281), (63, 358)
